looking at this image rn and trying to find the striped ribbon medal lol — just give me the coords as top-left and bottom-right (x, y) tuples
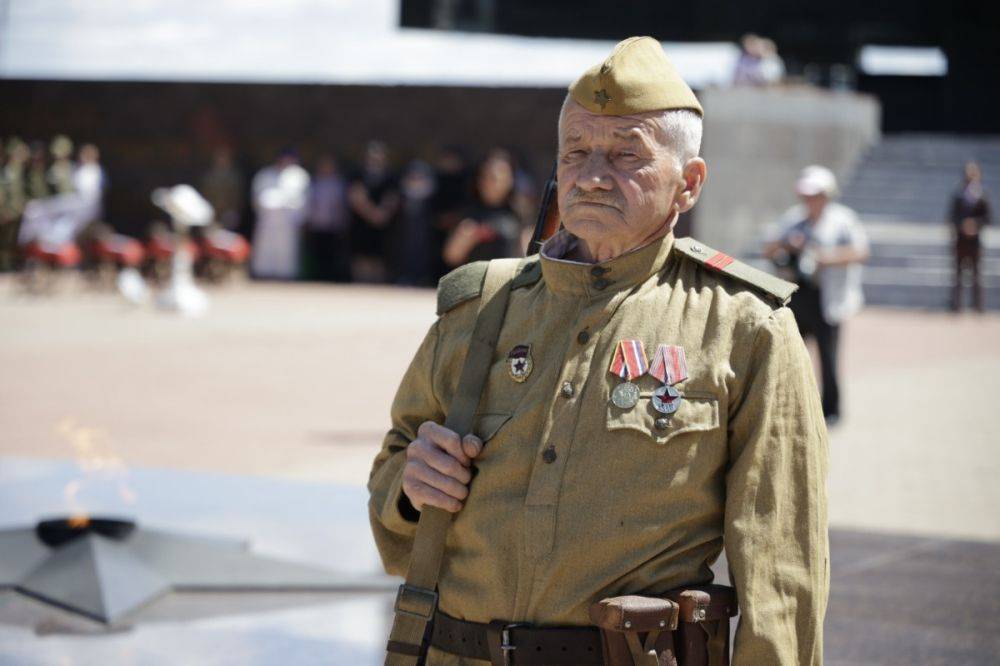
(649, 344), (688, 415)
(609, 339), (647, 409)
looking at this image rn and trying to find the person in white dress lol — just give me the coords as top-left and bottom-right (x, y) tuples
(250, 149), (310, 280)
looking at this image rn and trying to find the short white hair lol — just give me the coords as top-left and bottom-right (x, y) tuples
(558, 95), (703, 165)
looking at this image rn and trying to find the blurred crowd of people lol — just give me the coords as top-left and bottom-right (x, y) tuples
(0, 136), (106, 272)
(233, 141), (536, 286)
(0, 134), (252, 290)
(0, 135), (538, 288)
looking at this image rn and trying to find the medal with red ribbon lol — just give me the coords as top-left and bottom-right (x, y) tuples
(649, 344), (687, 414)
(609, 339), (647, 409)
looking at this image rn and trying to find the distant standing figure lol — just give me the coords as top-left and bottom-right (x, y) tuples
(441, 152), (523, 268)
(250, 149), (310, 280)
(200, 147), (245, 231)
(0, 139), (30, 271)
(394, 160), (437, 286)
(73, 144), (107, 226)
(303, 154), (350, 282)
(950, 161), (991, 312)
(430, 146), (471, 280)
(347, 141), (399, 283)
(764, 165), (869, 424)
(26, 142), (50, 201)
(48, 135), (76, 195)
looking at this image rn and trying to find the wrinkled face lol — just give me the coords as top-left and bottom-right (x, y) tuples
(557, 101), (684, 252)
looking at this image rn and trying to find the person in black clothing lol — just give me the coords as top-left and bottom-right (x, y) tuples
(347, 140), (399, 283)
(951, 161), (992, 312)
(430, 146), (471, 280)
(442, 151), (523, 268)
(395, 160), (437, 286)
(304, 154), (350, 282)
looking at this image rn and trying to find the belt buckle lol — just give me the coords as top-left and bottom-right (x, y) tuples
(500, 623), (526, 666)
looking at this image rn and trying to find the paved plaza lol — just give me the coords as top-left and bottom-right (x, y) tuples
(1, 275), (999, 663)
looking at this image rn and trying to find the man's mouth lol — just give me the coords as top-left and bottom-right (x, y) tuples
(570, 201), (621, 211)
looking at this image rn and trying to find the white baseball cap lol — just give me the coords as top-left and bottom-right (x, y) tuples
(796, 165), (838, 197)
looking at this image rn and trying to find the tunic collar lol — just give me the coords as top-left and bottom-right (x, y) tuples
(539, 229), (675, 297)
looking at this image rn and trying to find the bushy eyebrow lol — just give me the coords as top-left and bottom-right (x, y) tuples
(564, 127), (648, 146)
(611, 127), (645, 141)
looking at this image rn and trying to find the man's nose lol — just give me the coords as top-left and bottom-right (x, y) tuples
(575, 153), (613, 191)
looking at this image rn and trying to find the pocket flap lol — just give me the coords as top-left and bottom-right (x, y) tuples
(607, 391), (719, 445)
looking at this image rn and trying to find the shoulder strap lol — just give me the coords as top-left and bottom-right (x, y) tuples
(386, 258), (528, 665)
(476, 258), (524, 314)
(436, 258), (539, 316)
(437, 261), (488, 315)
(673, 236), (797, 305)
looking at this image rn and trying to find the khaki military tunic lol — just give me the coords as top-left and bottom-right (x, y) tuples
(368, 231), (829, 665)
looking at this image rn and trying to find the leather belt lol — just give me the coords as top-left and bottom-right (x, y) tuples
(430, 610), (604, 665)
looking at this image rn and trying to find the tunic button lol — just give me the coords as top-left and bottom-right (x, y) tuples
(542, 447), (557, 463)
(593, 277), (610, 290)
(577, 330), (590, 344)
(561, 382), (575, 398)
(590, 266), (608, 277)
(654, 417), (671, 430)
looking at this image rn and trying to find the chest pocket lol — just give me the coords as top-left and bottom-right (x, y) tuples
(606, 390), (720, 445)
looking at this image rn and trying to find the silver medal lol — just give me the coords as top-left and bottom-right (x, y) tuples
(611, 381), (640, 409)
(652, 384), (682, 414)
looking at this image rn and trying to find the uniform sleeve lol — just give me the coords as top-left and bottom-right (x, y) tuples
(725, 307), (829, 665)
(367, 320), (446, 576)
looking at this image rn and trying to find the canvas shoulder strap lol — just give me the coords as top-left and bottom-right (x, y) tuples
(385, 257), (534, 665)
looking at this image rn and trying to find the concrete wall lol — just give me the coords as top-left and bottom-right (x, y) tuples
(695, 86), (881, 255)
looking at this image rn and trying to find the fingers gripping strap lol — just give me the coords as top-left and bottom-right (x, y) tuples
(385, 259), (525, 665)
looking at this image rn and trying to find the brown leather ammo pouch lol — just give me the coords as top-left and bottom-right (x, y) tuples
(588, 585), (737, 666)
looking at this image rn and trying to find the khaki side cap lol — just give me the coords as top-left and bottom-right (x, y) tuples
(569, 36), (703, 117)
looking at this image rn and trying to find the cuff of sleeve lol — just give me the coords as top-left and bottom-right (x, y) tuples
(379, 464), (420, 537)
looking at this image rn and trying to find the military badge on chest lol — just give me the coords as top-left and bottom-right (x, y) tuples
(608, 340), (689, 413)
(649, 344), (688, 414)
(609, 339), (648, 408)
(507, 344), (533, 382)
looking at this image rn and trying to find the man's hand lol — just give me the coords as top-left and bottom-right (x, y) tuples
(402, 421), (483, 513)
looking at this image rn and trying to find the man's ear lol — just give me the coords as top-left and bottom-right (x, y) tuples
(676, 158), (707, 214)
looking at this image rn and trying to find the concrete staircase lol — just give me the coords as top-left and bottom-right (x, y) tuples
(840, 134), (1000, 224)
(860, 222), (1000, 310)
(840, 134), (1000, 310)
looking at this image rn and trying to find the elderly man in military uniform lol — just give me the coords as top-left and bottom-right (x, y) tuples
(369, 37), (828, 665)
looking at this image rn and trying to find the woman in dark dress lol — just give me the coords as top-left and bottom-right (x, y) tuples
(442, 151), (524, 268)
(347, 141), (400, 283)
